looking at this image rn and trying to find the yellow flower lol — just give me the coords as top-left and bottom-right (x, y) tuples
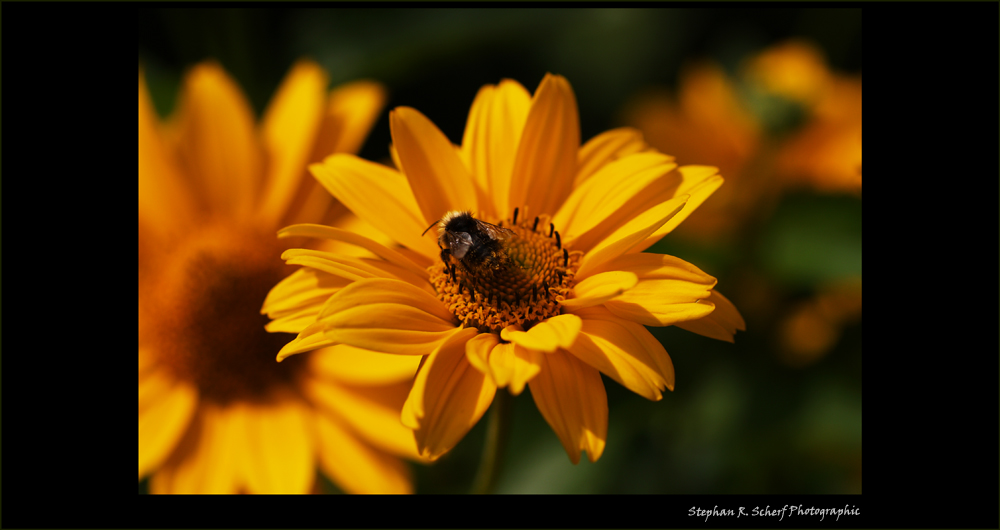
(139, 59), (426, 493)
(265, 74), (745, 465)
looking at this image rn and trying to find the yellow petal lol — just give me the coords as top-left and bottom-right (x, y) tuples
(138, 366), (198, 480)
(559, 270), (638, 310)
(508, 74), (580, 217)
(565, 313), (673, 401)
(261, 268), (350, 333)
(528, 349), (607, 464)
(402, 328), (495, 460)
(149, 403), (240, 493)
(257, 60), (328, 229)
(319, 278), (459, 355)
(675, 290), (746, 342)
(390, 106), (478, 224)
(276, 320), (335, 362)
(310, 153), (439, 260)
(138, 70), (196, 240)
(594, 252), (717, 327)
(575, 195), (687, 279)
(278, 223), (429, 281)
(310, 344), (421, 385)
(175, 62), (262, 222)
(287, 78), (392, 229)
(575, 127), (659, 187)
(628, 166), (724, 252)
(500, 313), (582, 353)
(316, 410), (413, 494)
(321, 79), (387, 158)
(237, 399), (315, 494)
(553, 152), (678, 250)
(466, 333), (542, 396)
(280, 248), (430, 289)
(461, 79), (532, 219)
(305, 374), (424, 461)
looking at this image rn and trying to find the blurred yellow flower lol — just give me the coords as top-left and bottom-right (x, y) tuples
(265, 74), (744, 464)
(139, 60), (426, 493)
(623, 40), (862, 242)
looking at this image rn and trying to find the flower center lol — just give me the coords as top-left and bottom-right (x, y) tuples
(429, 211), (582, 332)
(143, 224), (308, 405)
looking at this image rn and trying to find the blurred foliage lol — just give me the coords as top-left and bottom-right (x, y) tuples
(139, 7), (861, 494)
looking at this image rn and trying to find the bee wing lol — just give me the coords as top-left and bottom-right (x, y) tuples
(476, 219), (516, 241)
(443, 230), (475, 259)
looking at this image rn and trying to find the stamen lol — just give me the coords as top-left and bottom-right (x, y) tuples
(427, 213), (581, 332)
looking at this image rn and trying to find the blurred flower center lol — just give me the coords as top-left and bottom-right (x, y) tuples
(429, 214), (580, 332)
(148, 224), (307, 405)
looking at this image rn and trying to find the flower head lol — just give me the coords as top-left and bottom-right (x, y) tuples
(139, 60), (427, 493)
(266, 74), (744, 464)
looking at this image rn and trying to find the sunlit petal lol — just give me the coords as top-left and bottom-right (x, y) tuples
(310, 153), (439, 260)
(575, 127), (659, 187)
(509, 74), (580, 217)
(500, 314), (582, 353)
(675, 290), (746, 342)
(391, 106), (478, 224)
(559, 270), (638, 310)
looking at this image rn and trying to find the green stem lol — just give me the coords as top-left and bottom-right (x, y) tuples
(470, 387), (513, 494)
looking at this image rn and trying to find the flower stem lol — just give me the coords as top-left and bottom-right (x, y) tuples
(471, 387), (513, 494)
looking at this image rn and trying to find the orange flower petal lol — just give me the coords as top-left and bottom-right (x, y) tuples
(310, 153), (439, 260)
(237, 399), (315, 494)
(138, 71), (197, 240)
(322, 80), (387, 160)
(596, 253), (718, 327)
(305, 375), (423, 460)
(575, 127), (659, 187)
(319, 278), (459, 355)
(508, 74), (580, 217)
(262, 268), (350, 334)
(310, 344), (421, 386)
(528, 349), (607, 464)
(559, 270), (638, 311)
(150, 404), (240, 493)
(138, 366), (198, 480)
(675, 290), (746, 342)
(278, 223), (429, 281)
(276, 320), (336, 362)
(628, 166), (723, 252)
(402, 328), (495, 460)
(390, 106), (478, 224)
(461, 79), (532, 219)
(175, 62), (262, 222)
(553, 152), (678, 250)
(565, 312), (673, 401)
(466, 333), (542, 395)
(575, 195), (687, 279)
(500, 313), (582, 353)
(257, 60), (328, 229)
(316, 410), (413, 494)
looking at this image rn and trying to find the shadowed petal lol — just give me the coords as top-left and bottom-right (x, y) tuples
(500, 314), (582, 353)
(316, 410), (413, 494)
(529, 349), (607, 464)
(402, 328), (494, 460)
(466, 333), (542, 395)
(675, 290), (746, 342)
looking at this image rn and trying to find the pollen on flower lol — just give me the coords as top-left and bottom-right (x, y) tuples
(429, 211), (582, 332)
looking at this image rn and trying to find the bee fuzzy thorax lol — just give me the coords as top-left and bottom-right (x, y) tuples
(428, 209), (582, 332)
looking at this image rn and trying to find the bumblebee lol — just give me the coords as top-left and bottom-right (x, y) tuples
(423, 211), (515, 275)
